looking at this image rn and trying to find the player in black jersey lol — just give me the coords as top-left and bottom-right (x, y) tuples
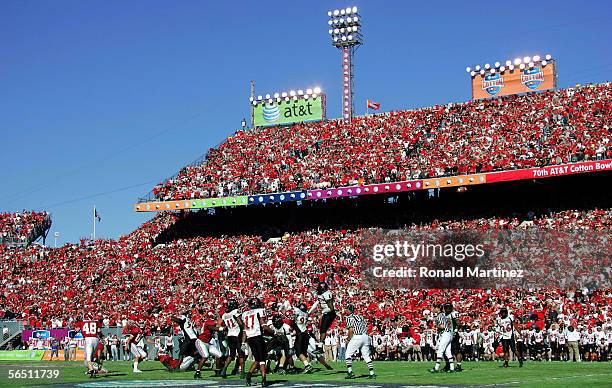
(171, 310), (199, 370)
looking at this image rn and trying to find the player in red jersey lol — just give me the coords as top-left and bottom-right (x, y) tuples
(194, 311), (222, 379)
(123, 322), (147, 373)
(156, 350), (197, 371)
(91, 339), (108, 375)
(76, 316), (102, 378)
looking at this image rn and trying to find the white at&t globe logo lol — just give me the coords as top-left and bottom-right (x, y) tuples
(262, 104), (280, 123)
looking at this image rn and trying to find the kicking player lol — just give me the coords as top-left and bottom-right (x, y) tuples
(344, 304), (375, 379)
(496, 307), (524, 367)
(123, 322), (147, 373)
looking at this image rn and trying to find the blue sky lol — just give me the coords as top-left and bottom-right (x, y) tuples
(1, 1), (610, 244)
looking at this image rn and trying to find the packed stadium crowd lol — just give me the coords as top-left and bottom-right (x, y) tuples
(1, 208), (610, 354)
(153, 82), (611, 201)
(0, 210), (50, 244)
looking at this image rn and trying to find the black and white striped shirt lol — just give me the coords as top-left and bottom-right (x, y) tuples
(345, 314), (368, 335)
(436, 312), (452, 333)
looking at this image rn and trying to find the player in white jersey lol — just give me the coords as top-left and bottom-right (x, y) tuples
(481, 328), (495, 360)
(221, 299), (245, 378)
(344, 304), (375, 379)
(531, 326), (545, 360)
(429, 303), (456, 373)
(548, 324), (560, 361)
(558, 327), (568, 361)
(292, 302), (315, 373)
(496, 307), (523, 367)
(585, 327), (596, 361)
(461, 326), (475, 361)
(308, 282), (336, 353)
(241, 297), (269, 387)
(424, 328), (435, 361)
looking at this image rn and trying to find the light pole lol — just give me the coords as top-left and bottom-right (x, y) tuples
(54, 231), (60, 248)
(327, 6), (363, 123)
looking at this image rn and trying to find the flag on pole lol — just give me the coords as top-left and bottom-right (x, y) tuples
(95, 209), (101, 222)
(367, 100), (380, 110)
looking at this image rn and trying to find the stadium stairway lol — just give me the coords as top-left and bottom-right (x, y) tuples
(0, 321), (24, 350)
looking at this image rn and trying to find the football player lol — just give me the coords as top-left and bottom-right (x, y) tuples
(496, 307), (523, 367)
(308, 282), (336, 354)
(267, 315), (294, 374)
(194, 311), (223, 379)
(292, 302), (314, 373)
(123, 322), (147, 373)
(76, 315), (102, 378)
(221, 299), (245, 378)
(171, 310), (199, 371)
(241, 297), (269, 387)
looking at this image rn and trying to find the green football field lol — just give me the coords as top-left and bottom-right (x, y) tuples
(0, 360), (611, 387)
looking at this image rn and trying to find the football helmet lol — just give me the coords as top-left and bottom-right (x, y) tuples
(248, 297), (262, 310)
(226, 299), (239, 312)
(500, 307), (509, 319)
(316, 282), (329, 295)
(272, 315), (284, 329)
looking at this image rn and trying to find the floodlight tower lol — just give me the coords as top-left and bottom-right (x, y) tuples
(327, 6), (362, 123)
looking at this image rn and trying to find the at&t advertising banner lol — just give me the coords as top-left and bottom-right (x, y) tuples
(254, 96), (324, 127)
(472, 63), (556, 99)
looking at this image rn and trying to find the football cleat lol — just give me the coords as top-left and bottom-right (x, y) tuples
(302, 364), (313, 374)
(194, 370), (202, 380)
(345, 372), (355, 379)
(368, 373), (377, 379)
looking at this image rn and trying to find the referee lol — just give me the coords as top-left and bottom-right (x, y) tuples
(429, 303), (456, 373)
(344, 304), (375, 379)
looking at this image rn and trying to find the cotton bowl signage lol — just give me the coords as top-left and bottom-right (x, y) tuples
(482, 73), (504, 96)
(253, 95), (325, 127)
(471, 62), (556, 99)
(521, 67), (544, 90)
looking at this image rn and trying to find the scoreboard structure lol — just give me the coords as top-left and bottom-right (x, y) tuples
(466, 55), (557, 100)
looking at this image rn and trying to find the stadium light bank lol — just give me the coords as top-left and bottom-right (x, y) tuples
(327, 6), (362, 123)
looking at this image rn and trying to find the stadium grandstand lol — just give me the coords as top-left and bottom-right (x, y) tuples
(0, 210), (51, 247)
(150, 83), (611, 201)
